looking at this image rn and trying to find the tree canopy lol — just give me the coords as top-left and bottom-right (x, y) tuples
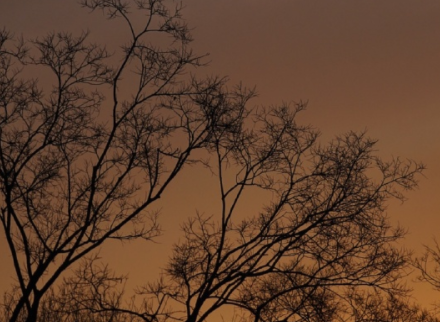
(0, 1), (432, 322)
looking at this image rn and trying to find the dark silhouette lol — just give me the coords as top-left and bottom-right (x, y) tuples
(0, 1), (428, 321)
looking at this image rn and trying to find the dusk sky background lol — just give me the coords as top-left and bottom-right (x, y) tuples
(1, 0), (440, 310)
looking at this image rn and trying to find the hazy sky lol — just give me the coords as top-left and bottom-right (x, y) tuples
(1, 0), (440, 308)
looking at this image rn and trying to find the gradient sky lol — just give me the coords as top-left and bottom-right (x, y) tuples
(1, 0), (440, 309)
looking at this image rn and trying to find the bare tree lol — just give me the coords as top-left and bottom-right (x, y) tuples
(0, 1), (426, 322)
(2, 255), (132, 322)
(415, 239), (440, 312)
(339, 288), (439, 322)
(0, 1), (254, 321)
(95, 106), (422, 322)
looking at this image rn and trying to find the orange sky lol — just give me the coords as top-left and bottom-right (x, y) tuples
(1, 0), (440, 310)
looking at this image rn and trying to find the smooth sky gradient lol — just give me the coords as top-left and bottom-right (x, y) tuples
(1, 0), (440, 308)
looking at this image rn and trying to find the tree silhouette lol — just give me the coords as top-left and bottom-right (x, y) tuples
(0, 1), (253, 321)
(415, 239), (440, 313)
(0, 1), (426, 322)
(341, 288), (439, 322)
(135, 122), (423, 322)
